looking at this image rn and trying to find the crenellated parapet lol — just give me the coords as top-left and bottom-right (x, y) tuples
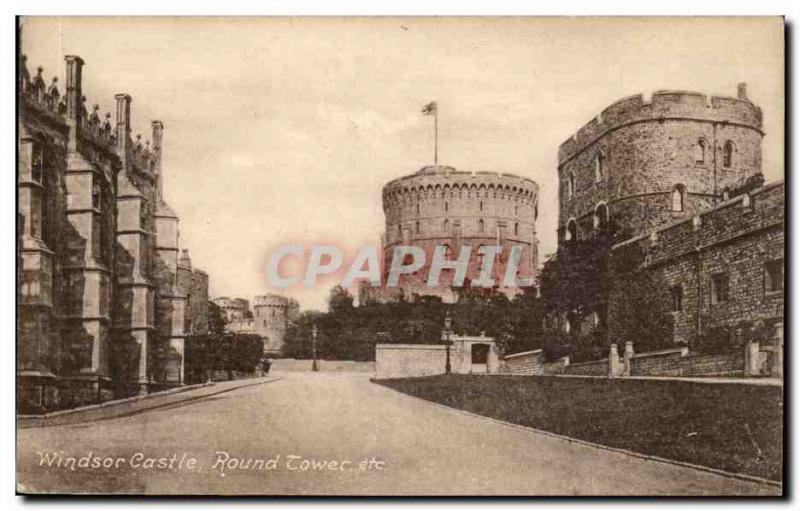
(558, 89), (763, 165)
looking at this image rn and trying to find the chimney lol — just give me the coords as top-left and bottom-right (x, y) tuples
(64, 55), (84, 149)
(115, 94), (132, 164)
(64, 55), (84, 121)
(152, 120), (164, 197)
(737, 82), (748, 101)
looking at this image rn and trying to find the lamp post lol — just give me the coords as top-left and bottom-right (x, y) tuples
(443, 312), (453, 374)
(311, 324), (319, 372)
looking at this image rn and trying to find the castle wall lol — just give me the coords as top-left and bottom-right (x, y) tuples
(610, 181), (784, 346)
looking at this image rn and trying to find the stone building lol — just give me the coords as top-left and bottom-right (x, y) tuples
(610, 181), (784, 346)
(17, 53), (209, 412)
(177, 249), (210, 336)
(212, 294), (299, 354)
(252, 294), (300, 354)
(551, 84), (783, 348)
(369, 165), (540, 302)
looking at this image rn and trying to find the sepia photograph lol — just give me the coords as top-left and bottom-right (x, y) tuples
(14, 15), (785, 497)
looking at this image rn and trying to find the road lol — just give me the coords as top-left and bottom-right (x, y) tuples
(17, 372), (778, 496)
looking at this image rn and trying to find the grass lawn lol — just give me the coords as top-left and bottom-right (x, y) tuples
(377, 374), (783, 482)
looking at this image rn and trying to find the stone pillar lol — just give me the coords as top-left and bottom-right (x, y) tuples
(115, 94), (131, 160)
(152, 121), (163, 198)
(624, 341), (634, 377)
(64, 55), (84, 151)
(608, 344), (623, 378)
(745, 340), (761, 377)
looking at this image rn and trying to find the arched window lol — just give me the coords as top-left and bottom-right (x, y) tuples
(479, 201), (483, 212)
(445, 201), (448, 212)
(415, 221), (420, 234)
(671, 186), (685, 212)
(567, 172), (576, 199)
(723, 140), (734, 168)
(416, 203), (420, 214)
(92, 179), (102, 211)
(397, 224), (402, 237)
(594, 153), (604, 182)
(478, 219), (484, 233)
(694, 139), (706, 164)
(594, 203), (609, 230)
(443, 219), (449, 233)
(565, 219), (578, 242)
(31, 143), (43, 184)
(514, 222), (519, 236)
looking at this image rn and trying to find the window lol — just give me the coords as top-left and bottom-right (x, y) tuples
(594, 203), (609, 230)
(694, 139), (706, 164)
(711, 273), (730, 304)
(671, 186), (685, 212)
(565, 219), (578, 242)
(416, 203), (420, 214)
(479, 201), (483, 212)
(415, 221), (420, 234)
(567, 172), (576, 199)
(443, 219), (449, 233)
(723, 141), (734, 169)
(594, 153), (604, 182)
(670, 285), (683, 312)
(31, 144), (43, 183)
(478, 219), (484, 233)
(476, 244), (485, 266)
(765, 259), (783, 293)
(92, 179), (102, 212)
(445, 201), (448, 212)
(514, 222), (519, 236)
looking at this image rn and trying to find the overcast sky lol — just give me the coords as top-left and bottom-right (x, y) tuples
(21, 17), (784, 310)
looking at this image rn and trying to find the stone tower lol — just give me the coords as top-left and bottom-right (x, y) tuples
(557, 85), (762, 245)
(252, 294), (300, 354)
(377, 165), (540, 302)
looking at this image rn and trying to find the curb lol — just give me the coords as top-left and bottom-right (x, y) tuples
(18, 381), (216, 421)
(374, 381), (782, 490)
(18, 377), (281, 429)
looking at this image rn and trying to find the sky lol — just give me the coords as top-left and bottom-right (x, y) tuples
(20, 17), (784, 311)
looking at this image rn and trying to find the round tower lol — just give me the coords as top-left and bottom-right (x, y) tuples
(379, 165), (540, 301)
(252, 294), (300, 354)
(557, 85), (763, 244)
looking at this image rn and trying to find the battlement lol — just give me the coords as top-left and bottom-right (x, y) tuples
(383, 166), (539, 205)
(558, 86), (763, 164)
(253, 293), (296, 308)
(19, 54), (160, 173)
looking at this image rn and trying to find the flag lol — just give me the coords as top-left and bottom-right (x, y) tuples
(421, 101), (437, 115)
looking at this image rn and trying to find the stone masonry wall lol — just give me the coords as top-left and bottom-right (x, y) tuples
(611, 181), (784, 346)
(375, 344), (447, 379)
(500, 350), (545, 375)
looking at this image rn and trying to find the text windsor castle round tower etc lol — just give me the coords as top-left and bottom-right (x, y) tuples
(557, 84), (762, 244)
(375, 165), (540, 302)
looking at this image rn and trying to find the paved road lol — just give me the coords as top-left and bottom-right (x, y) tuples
(17, 372), (778, 496)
